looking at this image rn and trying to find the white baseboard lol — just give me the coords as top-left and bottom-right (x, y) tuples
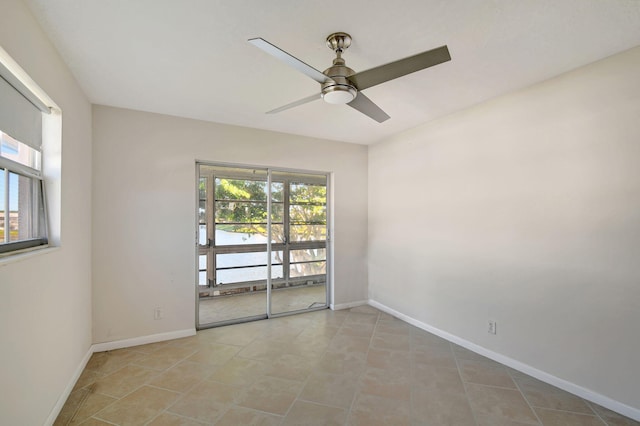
(330, 300), (368, 310)
(92, 328), (196, 353)
(368, 299), (640, 422)
(44, 345), (94, 426)
(46, 328), (196, 424)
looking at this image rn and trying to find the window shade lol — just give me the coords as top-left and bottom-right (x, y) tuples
(0, 75), (43, 150)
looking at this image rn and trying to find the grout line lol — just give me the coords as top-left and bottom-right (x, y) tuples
(343, 308), (379, 423)
(281, 309), (352, 422)
(88, 416), (120, 426)
(452, 343), (482, 426)
(511, 374), (544, 426)
(584, 400), (616, 426)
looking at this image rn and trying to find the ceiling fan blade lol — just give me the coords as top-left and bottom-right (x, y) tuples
(248, 38), (331, 84)
(266, 93), (322, 114)
(350, 45), (451, 91)
(347, 92), (390, 123)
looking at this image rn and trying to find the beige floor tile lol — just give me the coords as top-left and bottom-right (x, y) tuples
(411, 387), (475, 426)
(129, 340), (172, 354)
(534, 407), (606, 425)
(337, 322), (376, 337)
(411, 332), (452, 352)
(316, 350), (367, 377)
(72, 369), (106, 392)
(451, 345), (496, 363)
(359, 366), (412, 401)
(366, 347), (412, 370)
(376, 319), (412, 336)
(307, 309), (349, 327)
(165, 335), (205, 352)
(149, 360), (218, 393)
(237, 338), (289, 360)
(300, 372), (358, 408)
(465, 383), (539, 425)
(283, 400), (347, 426)
(236, 375), (302, 415)
(411, 365), (466, 395)
(343, 312), (379, 325)
(272, 313), (316, 328)
(208, 357), (267, 387)
(91, 364), (158, 398)
(348, 393), (411, 426)
(378, 311), (398, 321)
(168, 380), (241, 423)
(411, 346), (458, 369)
(200, 323), (264, 346)
(349, 305), (381, 315)
(327, 334), (371, 354)
(67, 389), (117, 425)
(296, 323), (340, 341)
(133, 345), (199, 371)
(256, 323), (306, 342)
(186, 342), (241, 365)
(215, 406), (282, 426)
(94, 385), (180, 425)
(587, 402), (640, 426)
(146, 412), (208, 425)
(474, 414), (542, 426)
(54, 388), (90, 426)
(283, 337), (331, 360)
(371, 331), (411, 351)
(76, 418), (115, 425)
(265, 353), (317, 382)
(515, 376), (593, 414)
(85, 349), (148, 375)
(458, 358), (517, 389)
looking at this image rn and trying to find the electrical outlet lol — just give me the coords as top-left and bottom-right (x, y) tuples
(154, 307), (163, 320)
(488, 320), (497, 335)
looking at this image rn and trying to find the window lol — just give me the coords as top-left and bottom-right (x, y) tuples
(0, 132), (47, 253)
(0, 65), (51, 255)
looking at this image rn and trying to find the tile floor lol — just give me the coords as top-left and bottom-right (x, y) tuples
(55, 306), (639, 425)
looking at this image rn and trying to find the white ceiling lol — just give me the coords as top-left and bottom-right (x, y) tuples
(25, 0), (640, 145)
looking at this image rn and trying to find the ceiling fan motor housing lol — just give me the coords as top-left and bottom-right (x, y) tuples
(322, 59), (357, 104)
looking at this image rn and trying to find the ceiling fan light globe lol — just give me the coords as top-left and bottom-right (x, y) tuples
(322, 86), (357, 104)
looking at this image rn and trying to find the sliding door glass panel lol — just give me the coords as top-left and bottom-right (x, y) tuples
(198, 165), (269, 326)
(271, 172), (328, 315)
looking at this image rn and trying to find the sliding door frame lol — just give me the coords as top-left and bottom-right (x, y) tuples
(195, 160), (332, 329)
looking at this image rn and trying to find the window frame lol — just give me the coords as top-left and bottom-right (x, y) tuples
(0, 149), (49, 255)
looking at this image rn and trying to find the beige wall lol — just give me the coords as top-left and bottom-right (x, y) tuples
(0, 0), (93, 424)
(369, 46), (640, 410)
(91, 106), (368, 343)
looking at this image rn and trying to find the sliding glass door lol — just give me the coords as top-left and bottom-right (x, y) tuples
(197, 164), (329, 328)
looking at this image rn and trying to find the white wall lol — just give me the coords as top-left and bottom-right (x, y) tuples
(92, 106), (368, 343)
(369, 46), (640, 411)
(0, 1), (93, 425)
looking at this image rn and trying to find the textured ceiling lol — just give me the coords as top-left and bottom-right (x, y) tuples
(25, 0), (640, 144)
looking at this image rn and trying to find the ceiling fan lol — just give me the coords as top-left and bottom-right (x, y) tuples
(248, 32), (451, 123)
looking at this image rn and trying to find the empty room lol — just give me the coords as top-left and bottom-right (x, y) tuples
(1, 0), (639, 425)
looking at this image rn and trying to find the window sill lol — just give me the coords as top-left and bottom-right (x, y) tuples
(0, 244), (59, 267)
